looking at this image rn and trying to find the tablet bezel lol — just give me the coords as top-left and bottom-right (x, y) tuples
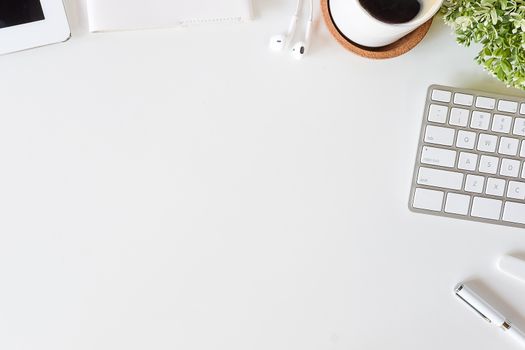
(0, 0), (70, 55)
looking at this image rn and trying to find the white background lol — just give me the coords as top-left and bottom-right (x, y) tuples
(1, 1), (525, 349)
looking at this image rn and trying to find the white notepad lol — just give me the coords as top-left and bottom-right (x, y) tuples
(87, 0), (254, 32)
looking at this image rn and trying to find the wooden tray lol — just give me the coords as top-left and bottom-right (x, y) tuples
(321, 0), (433, 59)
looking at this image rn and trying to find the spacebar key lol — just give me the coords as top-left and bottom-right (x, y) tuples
(417, 167), (464, 190)
(503, 202), (525, 224)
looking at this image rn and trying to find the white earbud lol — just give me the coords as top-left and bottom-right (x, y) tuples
(291, 18), (312, 60)
(290, 0), (313, 60)
(268, 14), (299, 52)
(269, 0), (314, 60)
(291, 42), (307, 59)
(269, 34), (287, 52)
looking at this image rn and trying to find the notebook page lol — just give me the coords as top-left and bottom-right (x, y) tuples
(88, 0), (253, 32)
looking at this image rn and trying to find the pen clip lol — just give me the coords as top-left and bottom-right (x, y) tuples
(455, 284), (492, 324)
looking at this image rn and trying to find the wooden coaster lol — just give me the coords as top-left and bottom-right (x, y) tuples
(321, 0), (433, 59)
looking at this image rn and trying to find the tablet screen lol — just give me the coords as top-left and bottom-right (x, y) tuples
(0, 0), (45, 28)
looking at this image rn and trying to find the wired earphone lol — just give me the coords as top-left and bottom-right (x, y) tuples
(268, 0), (314, 59)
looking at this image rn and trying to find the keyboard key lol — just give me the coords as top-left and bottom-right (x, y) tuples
(458, 152), (478, 171)
(498, 99), (518, 113)
(479, 155), (499, 174)
(471, 197), (502, 220)
(413, 188), (444, 211)
(500, 158), (520, 177)
(492, 114), (512, 133)
(471, 111), (491, 130)
(417, 167), (464, 190)
(424, 125), (455, 146)
(445, 193), (470, 215)
(521, 141), (525, 158)
(431, 89), (451, 103)
(477, 134), (498, 153)
(454, 93), (474, 106)
(503, 201), (525, 224)
(498, 137), (519, 156)
(507, 181), (525, 200)
(428, 104), (448, 123)
(476, 96), (496, 109)
(486, 178), (505, 196)
(456, 130), (476, 149)
(420, 146), (456, 168)
(465, 174), (485, 193)
(521, 103), (525, 115)
(449, 108), (469, 126)
(514, 118), (525, 136)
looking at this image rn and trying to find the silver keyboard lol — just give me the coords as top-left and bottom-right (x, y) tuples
(409, 85), (525, 229)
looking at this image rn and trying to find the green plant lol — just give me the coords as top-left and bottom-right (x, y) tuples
(442, 0), (525, 89)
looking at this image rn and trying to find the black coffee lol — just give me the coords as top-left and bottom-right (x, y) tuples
(359, 0), (421, 24)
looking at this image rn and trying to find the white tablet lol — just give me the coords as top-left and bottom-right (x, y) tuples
(0, 0), (70, 55)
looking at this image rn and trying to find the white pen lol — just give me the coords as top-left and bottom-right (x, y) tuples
(455, 283), (525, 347)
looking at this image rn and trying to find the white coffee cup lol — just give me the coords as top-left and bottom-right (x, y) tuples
(329, 0), (443, 47)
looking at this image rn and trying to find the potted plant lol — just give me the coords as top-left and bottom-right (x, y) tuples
(442, 0), (525, 89)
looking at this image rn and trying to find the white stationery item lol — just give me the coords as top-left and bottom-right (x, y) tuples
(328, 0), (442, 47)
(499, 256), (525, 284)
(87, 0), (254, 32)
(455, 283), (525, 348)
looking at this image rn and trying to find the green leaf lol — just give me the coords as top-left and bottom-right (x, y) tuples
(501, 59), (512, 74)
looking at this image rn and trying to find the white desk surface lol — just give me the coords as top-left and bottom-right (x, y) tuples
(1, 1), (525, 349)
